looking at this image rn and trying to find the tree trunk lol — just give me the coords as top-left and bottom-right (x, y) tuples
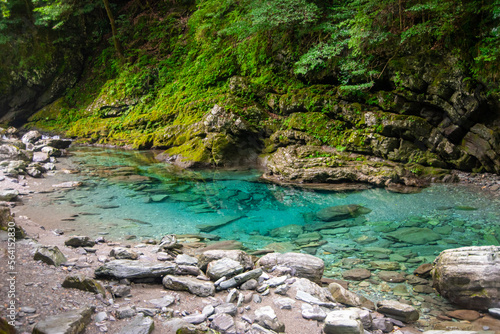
(102, 0), (124, 60)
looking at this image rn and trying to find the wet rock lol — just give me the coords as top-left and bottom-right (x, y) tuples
(95, 260), (176, 280)
(386, 227), (441, 245)
(255, 306), (285, 332)
(328, 283), (375, 310)
(301, 303), (326, 321)
(65, 236), (95, 248)
(110, 247), (138, 260)
(316, 204), (372, 222)
(196, 215), (245, 233)
(34, 246), (67, 266)
(32, 306), (94, 334)
(324, 309), (364, 334)
(117, 314), (154, 334)
(445, 309), (481, 321)
(369, 261), (400, 270)
(198, 250), (253, 271)
(162, 275), (215, 297)
(257, 252), (324, 283)
(342, 268), (371, 281)
(210, 313), (236, 334)
(378, 271), (406, 283)
(62, 274), (106, 297)
(432, 246), (500, 310)
(376, 300), (419, 323)
(412, 284), (434, 294)
(413, 263), (433, 277)
(207, 257), (244, 281)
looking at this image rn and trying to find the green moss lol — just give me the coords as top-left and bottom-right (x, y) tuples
(164, 137), (210, 163)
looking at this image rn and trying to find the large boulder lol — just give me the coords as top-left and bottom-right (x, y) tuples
(95, 260), (176, 280)
(432, 246), (500, 310)
(256, 252), (324, 283)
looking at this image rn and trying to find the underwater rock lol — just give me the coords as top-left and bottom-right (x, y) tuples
(269, 224), (304, 238)
(432, 246), (500, 310)
(316, 204), (372, 222)
(385, 227), (441, 245)
(257, 252), (324, 283)
(342, 268), (371, 281)
(196, 214), (245, 233)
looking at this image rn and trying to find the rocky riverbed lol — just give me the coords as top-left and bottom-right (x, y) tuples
(1, 128), (500, 334)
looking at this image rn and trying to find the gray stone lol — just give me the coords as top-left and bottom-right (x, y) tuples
(162, 275), (215, 297)
(432, 246), (500, 310)
(218, 268), (263, 290)
(148, 295), (176, 308)
(376, 300), (419, 323)
(183, 313), (207, 324)
(21, 130), (42, 144)
(274, 297), (295, 310)
(215, 303), (237, 316)
(175, 254), (198, 266)
(267, 275), (288, 287)
(198, 249), (253, 271)
(62, 274), (106, 297)
(207, 257), (244, 280)
(489, 308), (500, 319)
(0, 189), (18, 201)
(257, 252), (324, 283)
(378, 271), (406, 283)
(210, 313), (236, 334)
(117, 314), (154, 334)
(324, 309), (364, 334)
(110, 284), (131, 298)
(255, 306), (285, 332)
(251, 323), (278, 334)
(156, 252), (174, 261)
(20, 306), (36, 313)
(202, 304), (215, 317)
(95, 312), (108, 323)
(32, 152), (50, 163)
(116, 307), (136, 319)
(34, 246), (67, 266)
(291, 278), (334, 305)
(316, 204), (371, 222)
(95, 260), (176, 280)
(32, 306), (94, 334)
(301, 303), (326, 321)
(328, 283), (375, 310)
(372, 318), (394, 332)
(65, 236), (95, 248)
(110, 247), (138, 260)
(240, 279), (258, 290)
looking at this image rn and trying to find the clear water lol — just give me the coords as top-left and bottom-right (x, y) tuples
(25, 146), (500, 271)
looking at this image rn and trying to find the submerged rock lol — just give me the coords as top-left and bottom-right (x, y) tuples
(316, 204), (372, 222)
(432, 246), (500, 310)
(385, 227), (441, 245)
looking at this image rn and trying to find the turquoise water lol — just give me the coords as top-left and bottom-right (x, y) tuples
(27, 147), (500, 271)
